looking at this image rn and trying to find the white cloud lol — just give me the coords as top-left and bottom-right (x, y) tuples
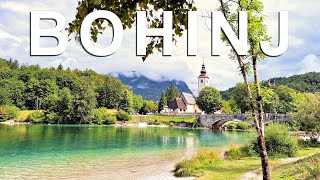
(298, 54), (320, 73)
(0, 0), (319, 95)
(0, 29), (22, 43)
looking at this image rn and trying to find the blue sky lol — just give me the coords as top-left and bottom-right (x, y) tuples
(0, 0), (319, 94)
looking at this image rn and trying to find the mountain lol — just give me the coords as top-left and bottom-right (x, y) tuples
(110, 72), (193, 101)
(221, 72), (320, 100)
(262, 72), (320, 93)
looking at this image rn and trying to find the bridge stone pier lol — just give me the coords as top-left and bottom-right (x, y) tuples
(199, 114), (293, 129)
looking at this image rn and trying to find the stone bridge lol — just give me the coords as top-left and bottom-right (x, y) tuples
(199, 114), (293, 129)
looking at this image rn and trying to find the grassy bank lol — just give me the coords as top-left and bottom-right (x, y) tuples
(127, 115), (197, 125)
(15, 110), (41, 122)
(272, 150), (320, 179)
(174, 148), (320, 180)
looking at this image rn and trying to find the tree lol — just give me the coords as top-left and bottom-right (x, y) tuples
(196, 87), (222, 114)
(133, 95), (144, 113)
(118, 89), (133, 113)
(274, 85), (305, 113)
(296, 93), (320, 141)
(166, 83), (180, 104)
(68, 0), (196, 60)
(231, 83), (255, 113)
(221, 100), (233, 114)
(158, 91), (167, 113)
(57, 63), (63, 70)
(140, 100), (158, 114)
(71, 78), (97, 123)
(217, 0), (272, 178)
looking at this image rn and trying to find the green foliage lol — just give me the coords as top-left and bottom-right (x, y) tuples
(273, 153), (320, 180)
(274, 85), (304, 113)
(87, 108), (115, 125)
(0, 58), (147, 124)
(133, 95), (143, 113)
(68, 0), (196, 60)
(166, 83), (180, 105)
(174, 150), (221, 177)
(116, 110), (131, 121)
(196, 87), (222, 114)
(296, 93), (320, 141)
(224, 121), (251, 130)
(253, 123), (298, 157)
(236, 121), (251, 130)
(229, 83), (255, 113)
(26, 111), (46, 123)
(118, 89), (133, 113)
(158, 91), (167, 113)
(262, 72), (320, 93)
(225, 147), (244, 160)
(225, 122), (237, 130)
(298, 139), (320, 148)
(226, 83), (304, 113)
(0, 106), (20, 122)
(139, 100), (158, 114)
(147, 119), (161, 125)
(45, 112), (59, 124)
(221, 100), (233, 114)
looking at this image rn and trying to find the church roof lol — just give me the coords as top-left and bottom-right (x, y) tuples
(181, 92), (196, 105)
(168, 98), (187, 110)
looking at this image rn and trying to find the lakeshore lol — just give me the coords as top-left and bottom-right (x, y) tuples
(0, 124), (254, 179)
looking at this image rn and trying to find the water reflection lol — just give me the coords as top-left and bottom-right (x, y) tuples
(0, 124), (254, 179)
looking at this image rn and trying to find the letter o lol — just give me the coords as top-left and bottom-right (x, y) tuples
(80, 11), (123, 56)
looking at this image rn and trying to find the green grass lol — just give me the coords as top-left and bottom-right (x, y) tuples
(15, 110), (41, 122)
(272, 151), (320, 180)
(174, 148), (320, 180)
(127, 115), (197, 125)
(106, 109), (118, 115)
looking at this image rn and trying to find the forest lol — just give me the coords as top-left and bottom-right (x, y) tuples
(0, 58), (157, 124)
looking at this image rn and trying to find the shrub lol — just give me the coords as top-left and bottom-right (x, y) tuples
(236, 121), (251, 130)
(147, 119), (161, 125)
(0, 106), (20, 122)
(225, 122), (237, 130)
(253, 123), (298, 157)
(116, 110), (131, 121)
(26, 111), (46, 123)
(88, 108), (115, 125)
(302, 155), (320, 179)
(298, 139), (320, 148)
(45, 112), (59, 124)
(225, 147), (243, 160)
(174, 150), (220, 177)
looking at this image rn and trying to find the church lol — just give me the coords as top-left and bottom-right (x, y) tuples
(161, 62), (209, 114)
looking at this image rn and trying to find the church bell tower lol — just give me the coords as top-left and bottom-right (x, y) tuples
(198, 61), (209, 95)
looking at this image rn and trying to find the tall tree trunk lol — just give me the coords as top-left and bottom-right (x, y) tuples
(237, 55), (270, 180)
(252, 55), (271, 180)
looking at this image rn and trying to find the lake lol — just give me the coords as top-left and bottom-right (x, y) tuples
(0, 124), (254, 179)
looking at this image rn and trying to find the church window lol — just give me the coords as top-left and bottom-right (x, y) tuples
(201, 80), (203, 83)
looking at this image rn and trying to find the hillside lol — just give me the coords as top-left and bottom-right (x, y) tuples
(221, 72), (320, 99)
(262, 72), (320, 93)
(110, 72), (193, 101)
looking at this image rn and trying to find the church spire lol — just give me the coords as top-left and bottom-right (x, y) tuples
(200, 60), (207, 75)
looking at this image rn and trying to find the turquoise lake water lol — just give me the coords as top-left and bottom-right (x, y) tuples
(0, 124), (254, 179)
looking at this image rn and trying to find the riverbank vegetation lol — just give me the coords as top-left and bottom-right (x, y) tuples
(0, 58), (159, 124)
(272, 153), (320, 179)
(175, 123), (320, 179)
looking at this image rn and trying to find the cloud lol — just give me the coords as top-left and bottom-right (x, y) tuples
(298, 54), (320, 73)
(0, 0), (319, 95)
(0, 29), (23, 43)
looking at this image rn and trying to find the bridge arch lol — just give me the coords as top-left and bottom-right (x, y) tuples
(211, 119), (244, 129)
(199, 114), (292, 129)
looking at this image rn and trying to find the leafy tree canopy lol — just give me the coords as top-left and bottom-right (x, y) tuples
(68, 0), (196, 60)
